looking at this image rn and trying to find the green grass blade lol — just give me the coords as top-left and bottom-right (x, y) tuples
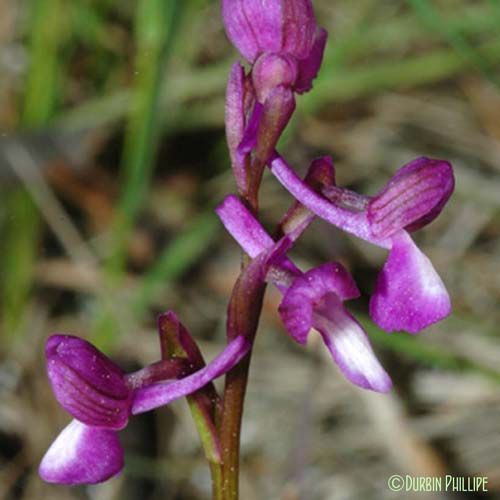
(0, 191), (39, 342)
(1, 0), (65, 343)
(22, 0), (65, 127)
(407, 0), (498, 85)
(109, 0), (181, 276)
(92, 0), (183, 345)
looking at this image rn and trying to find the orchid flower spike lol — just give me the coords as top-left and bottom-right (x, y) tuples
(269, 153), (455, 334)
(216, 194), (392, 393)
(223, 0), (328, 190)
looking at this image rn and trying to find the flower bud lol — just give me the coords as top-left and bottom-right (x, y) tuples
(222, 0), (316, 63)
(252, 53), (298, 103)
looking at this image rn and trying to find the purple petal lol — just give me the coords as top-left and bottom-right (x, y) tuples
(215, 194), (301, 278)
(269, 154), (388, 247)
(282, 0), (317, 59)
(222, 0), (283, 62)
(314, 294), (392, 392)
(225, 62), (250, 193)
(131, 335), (252, 415)
(279, 263), (360, 344)
(216, 194), (274, 257)
(236, 101), (263, 168)
(369, 231), (451, 333)
(39, 420), (123, 485)
(46, 335), (131, 430)
(367, 157), (455, 239)
(278, 156), (334, 241)
(295, 27), (328, 94)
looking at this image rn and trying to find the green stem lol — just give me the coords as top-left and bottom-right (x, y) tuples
(219, 355), (252, 499)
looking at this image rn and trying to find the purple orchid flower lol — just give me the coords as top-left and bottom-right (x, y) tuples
(39, 236), (293, 485)
(216, 194), (392, 393)
(39, 327), (250, 484)
(39, 331), (190, 485)
(268, 153), (455, 333)
(223, 0), (327, 191)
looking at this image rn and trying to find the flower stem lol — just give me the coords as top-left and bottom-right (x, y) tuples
(217, 158), (267, 499)
(218, 282), (266, 500)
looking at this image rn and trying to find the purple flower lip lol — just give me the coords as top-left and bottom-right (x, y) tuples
(369, 231), (451, 333)
(46, 335), (132, 430)
(367, 157), (455, 239)
(39, 420), (124, 485)
(278, 262), (360, 344)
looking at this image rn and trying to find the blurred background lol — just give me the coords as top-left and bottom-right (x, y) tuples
(1, 0), (500, 498)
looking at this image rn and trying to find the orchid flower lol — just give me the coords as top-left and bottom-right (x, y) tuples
(223, 0), (327, 192)
(268, 153), (455, 333)
(216, 194), (392, 393)
(39, 325), (250, 484)
(39, 237), (292, 485)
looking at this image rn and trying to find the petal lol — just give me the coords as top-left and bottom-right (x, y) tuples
(46, 336), (131, 429)
(46, 335), (127, 397)
(295, 27), (328, 94)
(225, 62), (250, 193)
(215, 194), (301, 277)
(39, 420), (123, 485)
(236, 101), (263, 168)
(279, 263), (360, 344)
(131, 335), (252, 415)
(369, 231), (451, 333)
(367, 157), (455, 239)
(269, 154), (388, 247)
(222, 0), (283, 62)
(314, 294), (392, 392)
(282, 0), (317, 59)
